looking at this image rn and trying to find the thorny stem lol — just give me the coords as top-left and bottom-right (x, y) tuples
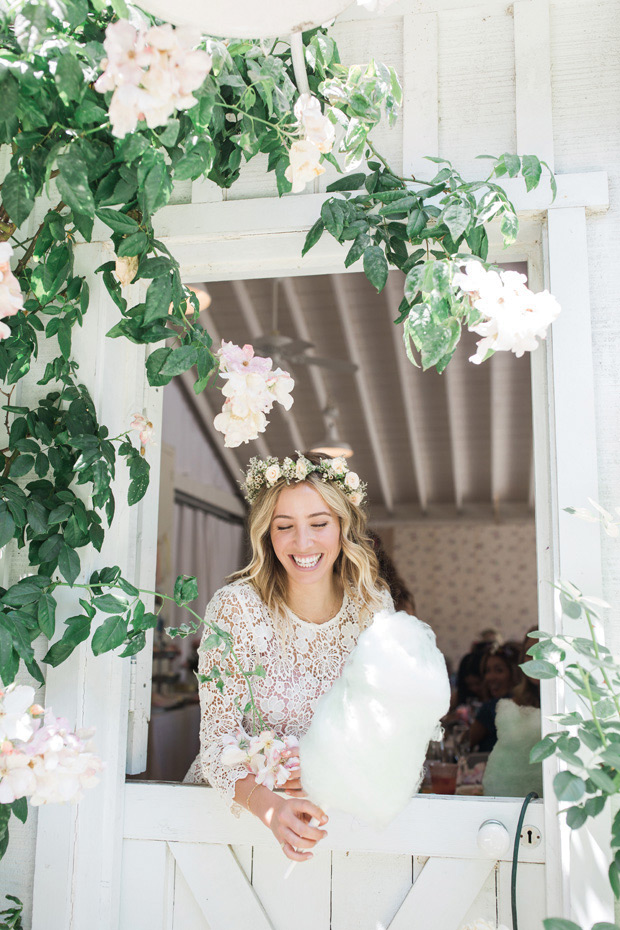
(366, 141), (410, 184)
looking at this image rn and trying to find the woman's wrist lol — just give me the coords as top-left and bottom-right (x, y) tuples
(251, 785), (283, 826)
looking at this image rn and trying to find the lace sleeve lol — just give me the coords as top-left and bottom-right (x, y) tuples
(191, 586), (256, 811)
(378, 585), (395, 612)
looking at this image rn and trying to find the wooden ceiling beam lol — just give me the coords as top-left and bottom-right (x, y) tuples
(280, 277), (329, 414)
(384, 277), (428, 512)
(442, 359), (466, 511)
(230, 280), (307, 452)
(490, 353), (514, 519)
(331, 274), (394, 513)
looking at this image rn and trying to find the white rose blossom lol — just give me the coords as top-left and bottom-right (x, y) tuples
(214, 342), (295, 448)
(345, 471), (360, 490)
(454, 261), (561, 365)
(95, 21), (212, 138)
(294, 93), (335, 154)
(285, 140), (325, 193)
(349, 491), (363, 506)
(0, 686), (102, 806)
(295, 459), (308, 480)
(264, 464), (281, 485)
(331, 457), (347, 475)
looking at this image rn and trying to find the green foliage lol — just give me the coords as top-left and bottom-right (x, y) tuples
(0, 893), (24, 930)
(303, 152), (554, 371)
(525, 570), (620, 925)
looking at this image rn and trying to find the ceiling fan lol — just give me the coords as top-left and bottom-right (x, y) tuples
(252, 281), (358, 375)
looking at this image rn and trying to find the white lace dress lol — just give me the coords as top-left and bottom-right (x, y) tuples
(184, 578), (393, 811)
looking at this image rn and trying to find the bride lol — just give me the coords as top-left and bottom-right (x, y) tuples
(185, 451), (393, 861)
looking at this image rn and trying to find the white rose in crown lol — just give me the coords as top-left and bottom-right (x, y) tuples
(344, 471), (360, 489)
(331, 457), (347, 476)
(295, 459), (308, 480)
(349, 491), (363, 506)
(265, 464), (280, 485)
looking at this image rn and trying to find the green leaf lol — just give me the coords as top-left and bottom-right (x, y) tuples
(0, 624), (18, 685)
(119, 632), (146, 657)
(500, 211), (519, 245)
(57, 152), (95, 218)
(523, 659), (558, 680)
(58, 543), (80, 586)
(321, 200), (345, 240)
(609, 859), (620, 898)
(326, 173), (366, 192)
(55, 52), (84, 105)
(96, 209), (140, 235)
(39, 534), (63, 562)
(48, 503), (72, 525)
(302, 218), (325, 257)
(93, 593), (128, 614)
(363, 245), (388, 293)
(142, 160), (172, 215)
(145, 347), (174, 387)
(2, 170), (35, 226)
(553, 771), (586, 803)
(406, 209), (426, 239)
(522, 154), (543, 192)
(442, 202), (471, 240)
(592, 923), (620, 930)
(588, 768), (618, 793)
(117, 231), (148, 256)
(9, 454), (34, 478)
(174, 574), (199, 606)
(128, 475), (149, 506)
(43, 616), (91, 666)
(91, 615), (127, 655)
(0, 509), (15, 548)
(530, 734), (557, 763)
(11, 796), (28, 824)
(37, 592), (56, 639)
(143, 276), (172, 325)
(160, 346), (198, 378)
(560, 591), (582, 619)
(565, 805), (588, 830)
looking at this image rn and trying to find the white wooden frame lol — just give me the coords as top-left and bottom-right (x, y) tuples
(29, 165), (610, 929)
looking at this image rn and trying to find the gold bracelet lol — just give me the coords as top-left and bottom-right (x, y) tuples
(246, 783), (260, 815)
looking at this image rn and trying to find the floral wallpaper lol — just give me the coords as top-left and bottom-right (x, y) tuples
(391, 520), (539, 668)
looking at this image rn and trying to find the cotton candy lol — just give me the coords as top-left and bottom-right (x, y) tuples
(299, 610), (451, 828)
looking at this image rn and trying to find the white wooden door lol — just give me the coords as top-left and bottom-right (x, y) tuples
(119, 785), (546, 930)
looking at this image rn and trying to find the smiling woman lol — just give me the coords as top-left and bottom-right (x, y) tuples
(183, 450), (393, 861)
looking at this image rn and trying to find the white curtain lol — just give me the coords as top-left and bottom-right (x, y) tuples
(167, 502), (244, 678)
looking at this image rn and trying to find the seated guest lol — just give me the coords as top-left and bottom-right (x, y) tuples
(482, 631), (543, 797)
(469, 644), (520, 752)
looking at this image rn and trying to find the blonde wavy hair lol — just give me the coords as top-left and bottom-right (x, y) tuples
(230, 454), (387, 625)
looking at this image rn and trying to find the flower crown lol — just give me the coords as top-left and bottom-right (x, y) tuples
(241, 452), (367, 507)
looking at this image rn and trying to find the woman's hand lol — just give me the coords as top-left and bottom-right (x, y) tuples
(266, 795), (328, 861)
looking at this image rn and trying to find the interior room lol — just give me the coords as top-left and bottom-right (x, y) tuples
(142, 268), (539, 792)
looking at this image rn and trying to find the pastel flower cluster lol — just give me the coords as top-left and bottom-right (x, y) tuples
(221, 728), (299, 791)
(453, 261), (561, 365)
(214, 342), (294, 448)
(95, 20), (212, 138)
(0, 243), (24, 340)
(285, 94), (335, 193)
(0, 685), (103, 806)
(130, 413), (155, 454)
(242, 451), (366, 506)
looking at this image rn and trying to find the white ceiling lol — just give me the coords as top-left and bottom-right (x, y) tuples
(180, 268), (535, 524)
